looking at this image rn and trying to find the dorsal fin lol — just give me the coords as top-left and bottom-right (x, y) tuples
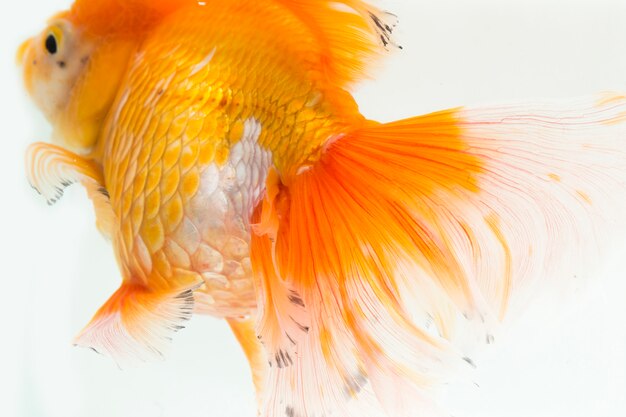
(68, 0), (192, 37)
(68, 0), (397, 86)
(272, 0), (399, 87)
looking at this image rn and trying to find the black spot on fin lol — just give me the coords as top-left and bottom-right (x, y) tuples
(369, 10), (402, 50)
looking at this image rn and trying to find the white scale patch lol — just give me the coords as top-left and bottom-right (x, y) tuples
(230, 117), (272, 220)
(128, 116), (271, 317)
(181, 117), (272, 317)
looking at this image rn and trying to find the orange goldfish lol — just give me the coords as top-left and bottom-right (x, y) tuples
(17, 0), (626, 416)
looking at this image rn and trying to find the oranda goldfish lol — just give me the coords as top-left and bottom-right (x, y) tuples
(17, 0), (626, 416)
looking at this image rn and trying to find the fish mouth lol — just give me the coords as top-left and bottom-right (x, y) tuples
(16, 38), (32, 66)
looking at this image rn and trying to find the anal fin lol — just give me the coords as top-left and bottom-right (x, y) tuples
(228, 318), (268, 408)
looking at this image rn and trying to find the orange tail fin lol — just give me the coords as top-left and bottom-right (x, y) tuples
(251, 94), (626, 416)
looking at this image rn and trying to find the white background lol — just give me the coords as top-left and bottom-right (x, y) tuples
(2, 1), (626, 416)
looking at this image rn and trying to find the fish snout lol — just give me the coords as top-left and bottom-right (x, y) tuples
(16, 38), (33, 67)
(16, 38), (35, 94)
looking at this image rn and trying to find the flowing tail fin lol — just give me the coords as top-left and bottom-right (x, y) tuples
(250, 94), (626, 416)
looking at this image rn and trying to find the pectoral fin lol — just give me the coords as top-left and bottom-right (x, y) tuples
(25, 142), (115, 238)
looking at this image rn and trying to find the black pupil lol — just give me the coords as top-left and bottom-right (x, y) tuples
(45, 34), (57, 54)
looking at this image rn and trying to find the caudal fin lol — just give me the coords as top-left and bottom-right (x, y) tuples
(251, 94), (626, 416)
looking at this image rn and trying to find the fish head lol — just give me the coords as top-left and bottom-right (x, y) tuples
(17, 11), (135, 153)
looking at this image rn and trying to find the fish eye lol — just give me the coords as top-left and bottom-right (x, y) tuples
(45, 34), (58, 54)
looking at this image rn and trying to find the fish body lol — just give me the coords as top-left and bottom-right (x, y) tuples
(18, 1), (626, 416)
(100, 1), (365, 320)
(21, 0), (368, 327)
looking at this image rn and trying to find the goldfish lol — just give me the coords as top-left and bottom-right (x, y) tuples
(16, 0), (626, 416)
